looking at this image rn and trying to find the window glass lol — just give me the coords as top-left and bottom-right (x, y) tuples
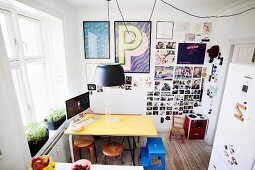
(26, 62), (49, 121)
(11, 69), (28, 124)
(18, 16), (41, 57)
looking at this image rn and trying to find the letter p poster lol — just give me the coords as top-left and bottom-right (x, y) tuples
(115, 21), (151, 73)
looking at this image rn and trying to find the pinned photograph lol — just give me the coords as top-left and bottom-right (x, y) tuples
(125, 76), (132, 85)
(193, 67), (202, 78)
(155, 50), (175, 65)
(192, 79), (201, 89)
(184, 95), (193, 101)
(165, 41), (176, 49)
(161, 82), (171, 91)
(154, 91), (160, 96)
(97, 86), (103, 92)
(125, 85), (132, 90)
(185, 33), (195, 41)
(174, 66), (193, 79)
(146, 111), (152, 115)
(153, 111), (159, 115)
(147, 102), (152, 106)
(156, 41), (165, 49)
(147, 107), (152, 110)
(87, 84), (96, 91)
(203, 22), (213, 35)
(147, 91), (153, 96)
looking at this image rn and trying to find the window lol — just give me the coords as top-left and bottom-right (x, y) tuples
(0, 9), (68, 124)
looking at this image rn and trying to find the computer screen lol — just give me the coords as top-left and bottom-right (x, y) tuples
(65, 92), (90, 120)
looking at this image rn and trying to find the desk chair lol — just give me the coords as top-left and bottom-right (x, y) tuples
(73, 136), (97, 163)
(169, 115), (185, 144)
(102, 142), (123, 164)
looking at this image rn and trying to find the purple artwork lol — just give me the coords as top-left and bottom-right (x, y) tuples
(115, 21), (151, 73)
(177, 43), (206, 65)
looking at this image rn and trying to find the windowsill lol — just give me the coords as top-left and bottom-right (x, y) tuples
(34, 121), (68, 157)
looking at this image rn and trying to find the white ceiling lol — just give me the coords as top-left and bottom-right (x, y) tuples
(64, 0), (246, 12)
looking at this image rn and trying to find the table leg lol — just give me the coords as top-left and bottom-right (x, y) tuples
(69, 135), (74, 162)
(127, 136), (135, 166)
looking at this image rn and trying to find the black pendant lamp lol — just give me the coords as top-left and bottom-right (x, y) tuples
(95, 63), (125, 87)
(94, 0), (125, 87)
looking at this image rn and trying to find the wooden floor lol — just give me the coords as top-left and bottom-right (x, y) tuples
(77, 133), (212, 170)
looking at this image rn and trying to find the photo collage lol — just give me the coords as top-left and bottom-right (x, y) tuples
(147, 65), (205, 123)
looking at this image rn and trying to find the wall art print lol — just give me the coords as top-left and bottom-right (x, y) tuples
(83, 21), (110, 59)
(177, 43), (206, 64)
(115, 21), (151, 73)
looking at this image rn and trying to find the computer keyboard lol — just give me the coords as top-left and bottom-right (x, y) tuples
(78, 118), (95, 127)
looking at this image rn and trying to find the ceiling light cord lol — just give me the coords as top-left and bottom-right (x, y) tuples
(149, 0), (157, 21)
(107, 0), (110, 22)
(160, 0), (255, 18)
(115, 0), (130, 34)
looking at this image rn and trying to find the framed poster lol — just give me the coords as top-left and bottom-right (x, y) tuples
(83, 21), (110, 59)
(156, 21), (174, 39)
(177, 43), (206, 65)
(115, 21), (151, 73)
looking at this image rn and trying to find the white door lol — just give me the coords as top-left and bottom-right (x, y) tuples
(232, 44), (255, 64)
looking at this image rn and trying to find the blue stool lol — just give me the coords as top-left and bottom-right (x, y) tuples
(141, 137), (166, 170)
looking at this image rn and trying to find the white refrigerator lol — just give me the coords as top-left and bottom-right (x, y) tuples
(209, 63), (255, 170)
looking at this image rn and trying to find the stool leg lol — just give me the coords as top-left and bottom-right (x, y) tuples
(121, 136), (126, 145)
(89, 147), (95, 164)
(104, 155), (107, 164)
(73, 147), (77, 161)
(94, 142), (97, 163)
(79, 148), (82, 159)
(182, 135), (185, 144)
(169, 132), (172, 141)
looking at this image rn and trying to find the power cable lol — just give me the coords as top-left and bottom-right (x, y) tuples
(149, 0), (158, 21)
(115, 0), (130, 34)
(160, 0), (255, 18)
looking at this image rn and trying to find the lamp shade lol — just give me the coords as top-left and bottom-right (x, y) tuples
(95, 63), (125, 87)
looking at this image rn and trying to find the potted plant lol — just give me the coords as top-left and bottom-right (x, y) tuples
(25, 122), (49, 156)
(45, 108), (66, 130)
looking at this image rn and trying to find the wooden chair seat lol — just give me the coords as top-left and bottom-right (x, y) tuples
(169, 115), (185, 144)
(102, 142), (123, 157)
(73, 136), (97, 163)
(171, 127), (185, 135)
(74, 137), (94, 148)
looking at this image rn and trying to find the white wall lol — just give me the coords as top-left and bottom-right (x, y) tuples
(78, 9), (215, 132)
(204, 1), (255, 145)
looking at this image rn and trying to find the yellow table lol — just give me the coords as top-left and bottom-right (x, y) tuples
(64, 114), (158, 164)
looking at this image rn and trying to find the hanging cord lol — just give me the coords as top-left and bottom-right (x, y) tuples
(107, 0), (110, 22)
(115, 0), (130, 34)
(149, 0), (157, 21)
(160, 0), (255, 18)
(107, 0), (111, 60)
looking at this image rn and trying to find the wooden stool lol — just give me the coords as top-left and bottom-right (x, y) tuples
(102, 142), (123, 164)
(73, 136), (97, 163)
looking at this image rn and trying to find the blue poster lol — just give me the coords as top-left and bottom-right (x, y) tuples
(83, 21), (109, 59)
(177, 43), (206, 65)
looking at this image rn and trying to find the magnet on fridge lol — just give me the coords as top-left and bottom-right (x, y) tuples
(160, 117), (164, 123)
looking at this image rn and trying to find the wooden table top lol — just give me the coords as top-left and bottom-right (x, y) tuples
(64, 114), (158, 137)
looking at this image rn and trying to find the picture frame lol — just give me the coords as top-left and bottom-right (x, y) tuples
(87, 84), (96, 91)
(115, 21), (151, 73)
(156, 21), (174, 39)
(83, 21), (110, 59)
